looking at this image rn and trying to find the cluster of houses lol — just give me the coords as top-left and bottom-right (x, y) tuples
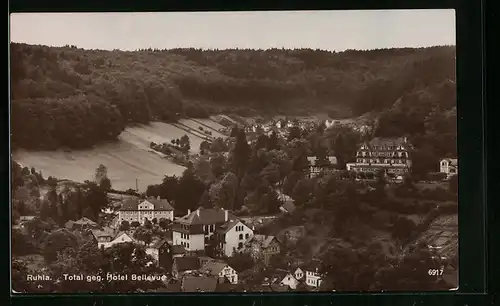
(166, 250), (328, 292)
(303, 135), (458, 181)
(83, 196), (327, 292)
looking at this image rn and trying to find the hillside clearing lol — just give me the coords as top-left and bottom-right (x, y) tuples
(13, 122), (189, 192)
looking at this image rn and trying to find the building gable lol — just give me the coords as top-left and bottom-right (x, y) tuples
(139, 200), (155, 210)
(112, 232), (133, 244)
(294, 267), (304, 279)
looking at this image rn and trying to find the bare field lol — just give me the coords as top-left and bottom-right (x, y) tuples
(13, 122), (190, 192)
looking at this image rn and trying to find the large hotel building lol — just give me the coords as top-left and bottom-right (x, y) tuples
(346, 137), (412, 176)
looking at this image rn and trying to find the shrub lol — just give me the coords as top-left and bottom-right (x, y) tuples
(119, 220), (130, 231)
(391, 216), (417, 242)
(130, 221), (140, 228)
(435, 202), (458, 216)
(427, 172), (447, 182)
(12, 229), (38, 256)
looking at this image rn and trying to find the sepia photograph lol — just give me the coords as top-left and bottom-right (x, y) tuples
(10, 10), (458, 293)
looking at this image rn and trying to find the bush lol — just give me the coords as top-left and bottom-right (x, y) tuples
(119, 220), (130, 231)
(130, 221), (140, 228)
(427, 172), (447, 182)
(158, 218), (170, 230)
(435, 202), (458, 216)
(12, 230), (38, 256)
(390, 217), (417, 242)
(42, 230), (78, 263)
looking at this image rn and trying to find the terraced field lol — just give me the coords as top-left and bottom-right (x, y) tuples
(178, 119), (227, 139)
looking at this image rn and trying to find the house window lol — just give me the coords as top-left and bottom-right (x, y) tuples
(239, 234), (243, 240)
(245, 233), (249, 239)
(238, 242), (243, 249)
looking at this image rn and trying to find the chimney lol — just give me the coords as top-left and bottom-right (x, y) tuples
(157, 196), (160, 200)
(224, 210), (228, 222)
(187, 209), (191, 216)
(196, 209), (200, 217)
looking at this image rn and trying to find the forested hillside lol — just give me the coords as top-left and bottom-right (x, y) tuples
(10, 43), (456, 150)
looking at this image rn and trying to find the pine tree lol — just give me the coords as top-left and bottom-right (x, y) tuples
(315, 145), (330, 167)
(267, 131), (279, 150)
(230, 129), (251, 176)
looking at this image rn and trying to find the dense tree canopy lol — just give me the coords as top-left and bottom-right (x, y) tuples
(11, 43), (455, 150)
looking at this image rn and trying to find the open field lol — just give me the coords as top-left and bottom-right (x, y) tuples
(13, 122), (192, 192)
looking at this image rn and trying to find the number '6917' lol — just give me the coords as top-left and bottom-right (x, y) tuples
(428, 268), (444, 276)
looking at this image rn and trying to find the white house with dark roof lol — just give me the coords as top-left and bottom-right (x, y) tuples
(146, 239), (169, 263)
(307, 156), (338, 178)
(280, 273), (299, 290)
(216, 219), (254, 257)
(91, 228), (134, 249)
(200, 260), (238, 284)
(304, 260), (323, 288)
(439, 158), (458, 178)
(278, 191), (296, 214)
(293, 267), (305, 280)
(118, 197), (174, 225)
(245, 234), (280, 265)
(172, 207), (238, 252)
(66, 217), (98, 230)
